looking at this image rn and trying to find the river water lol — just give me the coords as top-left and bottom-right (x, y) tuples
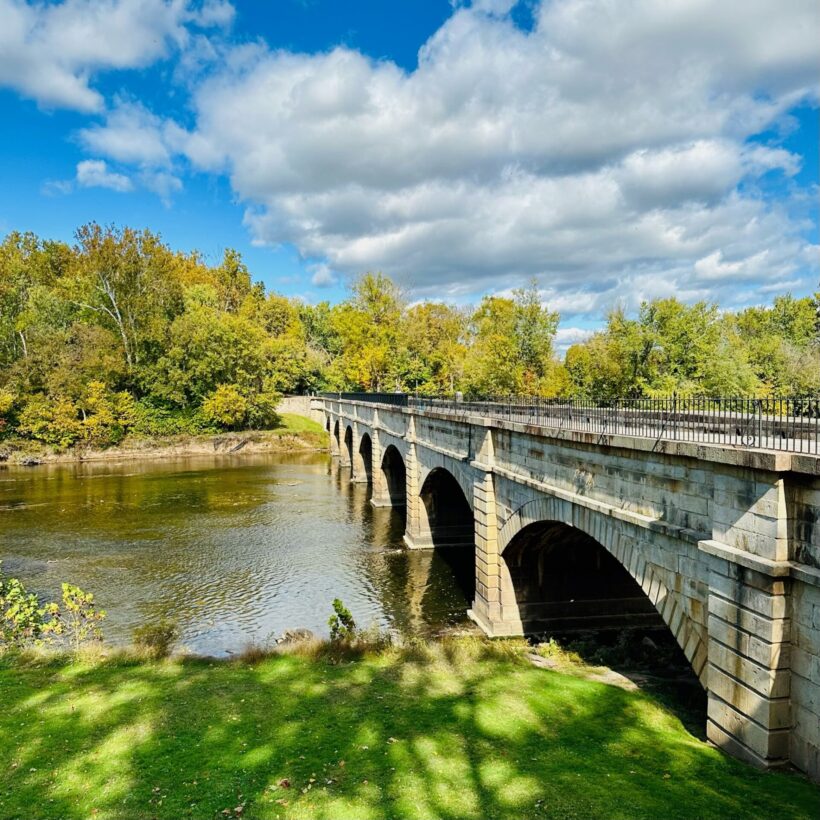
(0, 453), (473, 655)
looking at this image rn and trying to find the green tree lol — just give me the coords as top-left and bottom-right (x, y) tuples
(462, 287), (559, 398)
(403, 302), (467, 394)
(66, 224), (184, 373)
(328, 273), (404, 391)
(734, 295), (820, 394)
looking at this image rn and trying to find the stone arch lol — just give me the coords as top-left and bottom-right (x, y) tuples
(381, 444), (406, 507)
(416, 466), (476, 602)
(343, 425), (353, 469)
(418, 467), (475, 550)
(499, 496), (707, 686)
(358, 432), (373, 484)
(416, 453), (475, 513)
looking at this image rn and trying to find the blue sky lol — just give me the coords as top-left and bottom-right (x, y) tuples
(0, 0), (817, 345)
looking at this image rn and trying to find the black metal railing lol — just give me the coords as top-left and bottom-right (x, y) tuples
(319, 391), (409, 407)
(319, 392), (820, 454)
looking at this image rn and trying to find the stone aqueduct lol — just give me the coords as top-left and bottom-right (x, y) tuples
(317, 394), (820, 781)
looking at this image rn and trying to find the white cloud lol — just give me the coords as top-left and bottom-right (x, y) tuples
(75, 159), (133, 191)
(309, 263), (338, 288)
(51, 0), (820, 314)
(555, 326), (595, 353)
(141, 169), (183, 203)
(79, 101), (176, 165)
(189, 0), (234, 28)
(41, 178), (75, 197)
(0, 0), (234, 112)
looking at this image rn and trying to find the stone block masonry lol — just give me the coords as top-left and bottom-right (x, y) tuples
(321, 396), (820, 782)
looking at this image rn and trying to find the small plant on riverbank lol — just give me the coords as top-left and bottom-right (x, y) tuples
(328, 598), (357, 642)
(61, 583), (106, 651)
(133, 619), (178, 658)
(0, 564), (60, 648)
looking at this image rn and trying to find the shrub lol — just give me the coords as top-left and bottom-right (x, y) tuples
(245, 390), (280, 429)
(17, 395), (83, 449)
(0, 562), (60, 648)
(15, 384), (138, 450)
(0, 388), (16, 438)
(131, 400), (215, 437)
(202, 384), (248, 429)
(328, 598), (357, 643)
(133, 619), (179, 658)
(80, 381), (136, 446)
(61, 583), (105, 651)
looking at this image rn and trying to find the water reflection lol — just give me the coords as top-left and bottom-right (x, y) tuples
(1, 453), (474, 655)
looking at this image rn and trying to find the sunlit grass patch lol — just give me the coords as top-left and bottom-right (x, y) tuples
(271, 413), (328, 436)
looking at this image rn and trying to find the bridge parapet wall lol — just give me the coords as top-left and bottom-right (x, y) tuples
(492, 426), (715, 537)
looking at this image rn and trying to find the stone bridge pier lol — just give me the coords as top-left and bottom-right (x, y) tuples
(317, 395), (820, 781)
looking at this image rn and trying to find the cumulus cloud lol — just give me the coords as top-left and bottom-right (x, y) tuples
(76, 159), (133, 191)
(555, 326), (595, 353)
(141, 170), (184, 204)
(0, 0), (234, 112)
(41, 0), (820, 313)
(79, 101), (178, 165)
(189, 0), (234, 28)
(309, 263), (339, 288)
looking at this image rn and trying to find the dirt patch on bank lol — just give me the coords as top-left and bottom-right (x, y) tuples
(0, 430), (327, 467)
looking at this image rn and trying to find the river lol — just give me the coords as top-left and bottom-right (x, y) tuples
(0, 452), (474, 655)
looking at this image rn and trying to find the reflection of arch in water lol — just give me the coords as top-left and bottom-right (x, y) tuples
(379, 445), (406, 508)
(499, 498), (707, 686)
(403, 467), (476, 606)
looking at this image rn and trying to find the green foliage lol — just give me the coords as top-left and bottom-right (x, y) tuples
(328, 598), (357, 642)
(202, 384), (248, 429)
(17, 394), (83, 449)
(60, 583), (106, 651)
(0, 387), (16, 437)
(1, 223), (817, 448)
(0, 562), (59, 648)
(15, 382), (137, 449)
(461, 284), (561, 398)
(733, 295), (820, 395)
(133, 619), (179, 658)
(130, 400), (215, 438)
(566, 299), (763, 398)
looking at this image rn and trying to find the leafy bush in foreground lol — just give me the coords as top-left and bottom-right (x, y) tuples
(0, 564), (106, 653)
(328, 598), (357, 643)
(61, 583), (106, 651)
(133, 619), (179, 658)
(0, 563), (60, 648)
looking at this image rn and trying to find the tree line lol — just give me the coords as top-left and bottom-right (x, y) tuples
(1, 224), (818, 448)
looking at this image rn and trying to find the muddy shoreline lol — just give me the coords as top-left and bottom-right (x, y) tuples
(0, 430), (328, 468)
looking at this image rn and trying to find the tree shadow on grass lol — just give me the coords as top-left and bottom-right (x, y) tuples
(0, 643), (817, 820)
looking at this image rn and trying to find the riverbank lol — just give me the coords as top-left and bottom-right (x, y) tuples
(1, 637), (816, 820)
(0, 413), (328, 466)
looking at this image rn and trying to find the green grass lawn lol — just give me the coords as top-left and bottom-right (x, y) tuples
(0, 639), (816, 820)
(271, 413), (328, 437)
